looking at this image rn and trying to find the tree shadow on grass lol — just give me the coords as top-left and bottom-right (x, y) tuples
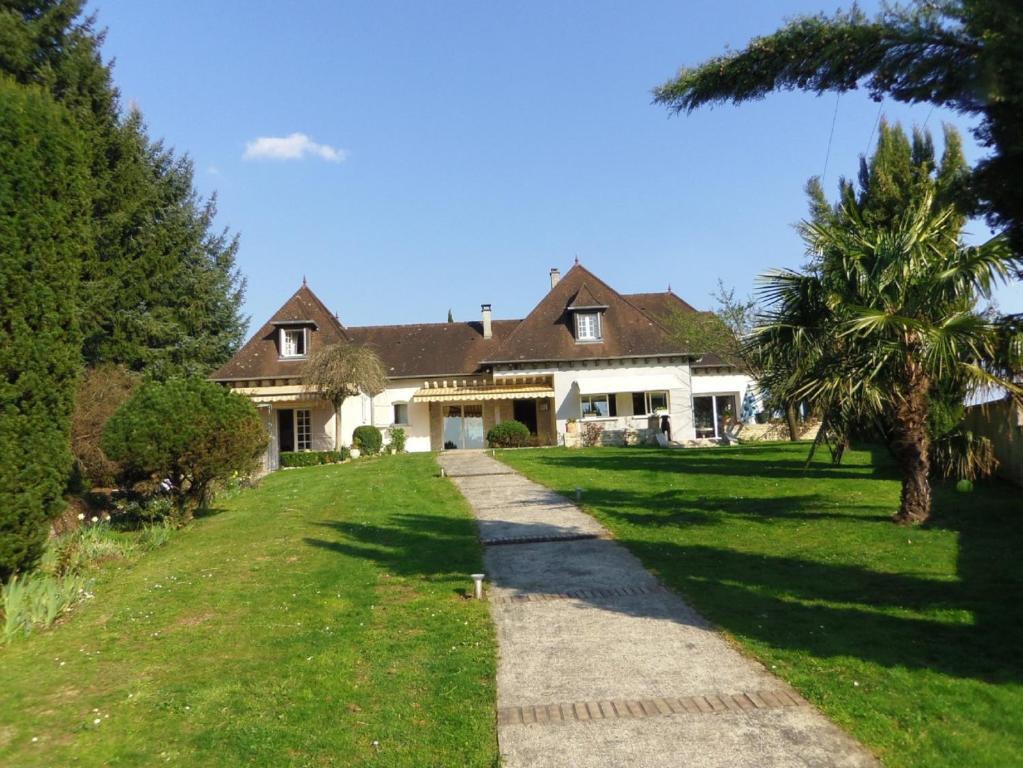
(304, 513), (485, 584)
(302, 505), (1022, 685)
(527, 443), (895, 482)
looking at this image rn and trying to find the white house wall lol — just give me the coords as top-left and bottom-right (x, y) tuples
(691, 371), (760, 420)
(496, 361), (697, 442)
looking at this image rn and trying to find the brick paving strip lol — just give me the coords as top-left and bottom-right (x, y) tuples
(498, 688), (807, 726)
(481, 531), (608, 546)
(490, 584), (667, 603)
(437, 451), (880, 768)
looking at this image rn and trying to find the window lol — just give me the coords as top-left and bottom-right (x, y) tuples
(281, 328), (306, 358)
(393, 402), (409, 425)
(575, 312), (602, 341)
(581, 394), (610, 418)
(647, 391), (669, 413)
(631, 391), (669, 415)
(296, 409), (312, 450)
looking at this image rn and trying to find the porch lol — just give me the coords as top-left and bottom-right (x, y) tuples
(411, 376), (557, 450)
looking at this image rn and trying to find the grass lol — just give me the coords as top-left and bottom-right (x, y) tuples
(0, 454), (496, 767)
(498, 443), (1023, 768)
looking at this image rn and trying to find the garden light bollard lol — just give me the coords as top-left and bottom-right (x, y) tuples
(440, 467), (445, 478)
(471, 573), (485, 600)
(575, 487), (582, 501)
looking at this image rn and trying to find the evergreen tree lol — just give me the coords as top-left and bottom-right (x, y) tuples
(655, 1), (1023, 262)
(0, 78), (90, 578)
(0, 0), (247, 376)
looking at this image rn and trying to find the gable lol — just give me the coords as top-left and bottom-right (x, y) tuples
(487, 264), (689, 363)
(210, 284), (348, 381)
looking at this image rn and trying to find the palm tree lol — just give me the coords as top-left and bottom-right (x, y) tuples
(754, 192), (1019, 523)
(303, 342), (389, 450)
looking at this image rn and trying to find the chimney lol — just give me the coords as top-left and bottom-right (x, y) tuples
(481, 303), (492, 339)
(549, 268), (561, 289)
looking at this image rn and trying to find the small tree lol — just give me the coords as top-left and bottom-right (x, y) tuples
(71, 364), (140, 488)
(304, 342), (388, 450)
(102, 378), (268, 522)
(666, 281), (803, 440)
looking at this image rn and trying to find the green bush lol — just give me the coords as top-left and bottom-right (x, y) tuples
(353, 425), (383, 455)
(280, 450), (349, 468)
(487, 420), (531, 448)
(389, 427), (407, 453)
(103, 378), (269, 522)
(0, 80), (91, 580)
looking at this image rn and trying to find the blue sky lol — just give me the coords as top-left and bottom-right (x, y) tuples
(90, 0), (1022, 331)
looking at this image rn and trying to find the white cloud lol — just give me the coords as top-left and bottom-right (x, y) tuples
(243, 133), (347, 163)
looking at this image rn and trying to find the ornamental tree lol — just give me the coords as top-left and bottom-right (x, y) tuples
(303, 342), (388, 450)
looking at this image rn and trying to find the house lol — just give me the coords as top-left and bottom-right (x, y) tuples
(210, 263), (758, 469)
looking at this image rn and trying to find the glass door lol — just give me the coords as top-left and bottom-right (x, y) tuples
(442, 404), (485, 449)
(693, 395), (738, 439)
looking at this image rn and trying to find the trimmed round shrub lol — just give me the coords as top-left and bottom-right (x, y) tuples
(353, 425), (383, 455)
(103, 378), (268, 522)
(487, 420), (530, 448)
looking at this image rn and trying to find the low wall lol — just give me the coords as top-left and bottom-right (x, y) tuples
(564, 416), (662, 448)
(964, 398), (1023, 487)
(732, 421), (821, 443)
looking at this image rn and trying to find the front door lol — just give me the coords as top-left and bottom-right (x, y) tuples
(278, 408), (295, 452)
(513, 399), (538, 434)
(442, 404), (485, 449)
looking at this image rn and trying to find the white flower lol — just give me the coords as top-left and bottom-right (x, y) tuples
(93, 718), (101, 726)
(77, 513), (85, 521)
(91, 516), (99, 523)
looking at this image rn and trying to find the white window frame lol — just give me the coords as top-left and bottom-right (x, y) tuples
(580, 393), (611, 419)
(280, 327), (307, 359)
(393, 402), (410, 426)
(575, 312), (602, 342)
(646, 391), (669, 414)
(295, 408), (312, 450)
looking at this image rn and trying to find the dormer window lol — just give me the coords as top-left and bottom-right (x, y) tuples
(575, 312), (602, 342)
(280, 328), (307, 358)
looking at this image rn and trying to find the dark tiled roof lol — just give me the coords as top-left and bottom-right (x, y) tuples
(485, 264), (690, 363)
(211, 285), (348, 381)
(624, 291), (699, 319)
(567, 283), (607, 309)
(624, 291), (736, 368)
(347, 320), (521, 378)
(212, 268), (720, 383)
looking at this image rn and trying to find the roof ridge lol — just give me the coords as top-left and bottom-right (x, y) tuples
(350, 318), (522, 331)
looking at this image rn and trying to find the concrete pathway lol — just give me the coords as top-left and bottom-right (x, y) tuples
(438, 450), (880, 768)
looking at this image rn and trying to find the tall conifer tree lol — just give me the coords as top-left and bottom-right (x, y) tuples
(0, 78), (90, 578)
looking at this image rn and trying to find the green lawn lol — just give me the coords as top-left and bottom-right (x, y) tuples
(0, 455), (497, 767)
(498, 443), (1023, 768)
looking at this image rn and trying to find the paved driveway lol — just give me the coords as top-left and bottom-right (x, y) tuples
(439, 450), (880, 768)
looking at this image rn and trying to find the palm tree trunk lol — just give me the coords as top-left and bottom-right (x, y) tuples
(785, 402), (800, 441)
(891, 363), (932, 524)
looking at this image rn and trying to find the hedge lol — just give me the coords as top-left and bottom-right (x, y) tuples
(280, 450), (348, 468)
